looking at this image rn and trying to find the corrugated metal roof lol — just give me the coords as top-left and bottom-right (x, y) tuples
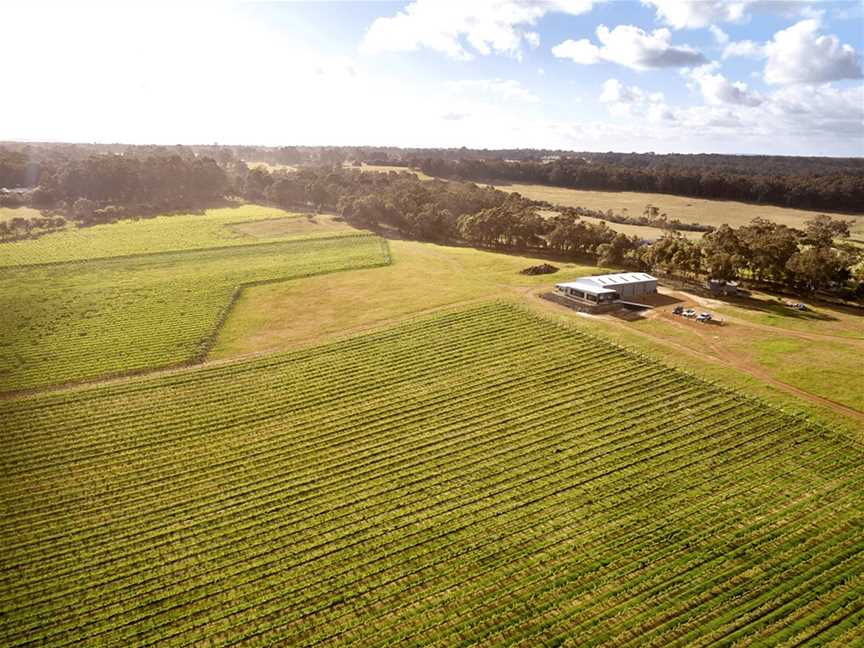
(555, 272), (657, 295)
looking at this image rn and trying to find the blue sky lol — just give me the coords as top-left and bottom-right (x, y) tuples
(1, 1), (863, 155)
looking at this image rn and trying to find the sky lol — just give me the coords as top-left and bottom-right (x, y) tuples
(1, 0), (863, 155)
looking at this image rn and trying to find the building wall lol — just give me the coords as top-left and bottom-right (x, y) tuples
(616, 280), (657, 298)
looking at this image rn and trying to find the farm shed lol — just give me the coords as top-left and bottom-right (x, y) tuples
(555, 272), (658, 304)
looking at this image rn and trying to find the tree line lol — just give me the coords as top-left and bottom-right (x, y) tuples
(1, 145), (860, 300)
(245, 165), (861, 299)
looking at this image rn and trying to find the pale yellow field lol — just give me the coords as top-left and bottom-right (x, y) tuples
(578, 214), (703, 241)
(0, 206), (43, 223)
(244, 161), (297, 173)
(498, 183), (864, 238)
(347, 163), (435, 181)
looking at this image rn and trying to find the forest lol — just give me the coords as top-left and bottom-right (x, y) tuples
(4, 141), (864, 212)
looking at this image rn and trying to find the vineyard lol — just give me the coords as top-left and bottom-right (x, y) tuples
(2, 303), (861, 646)
(0, 234), (390, 392)
(0, 205), (338, 267)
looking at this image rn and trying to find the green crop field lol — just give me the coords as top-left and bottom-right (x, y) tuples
(0, 205), (345, 267)
(0, 234), (390, 392)
(2, 304), (862, 646)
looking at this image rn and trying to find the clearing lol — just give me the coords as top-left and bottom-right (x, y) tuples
(0, 206), (43, 223)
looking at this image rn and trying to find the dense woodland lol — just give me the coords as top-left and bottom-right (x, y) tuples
(1, 143), (861, 299)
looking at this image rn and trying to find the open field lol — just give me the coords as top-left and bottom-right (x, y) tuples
(349, 163), (436, 181)
(2, 303), (862, 646)
(536, 208), (697, 241)
(214, 234), (864, 432)
(599, 292), (864, 416)
(498, 183), (864, 237)
(0, 206), (43, 223)
(0, 234), (389, 392)
(244, 161), (298, 173)
(226, 213), (357, 238)
(214, 239), (606, 359)
(0, 205), (334, 267)
(579, 214), (703, 241)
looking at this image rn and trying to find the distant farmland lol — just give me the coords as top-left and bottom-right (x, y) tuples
(497, 183), (864, 240)
(3, 304), (862, 646)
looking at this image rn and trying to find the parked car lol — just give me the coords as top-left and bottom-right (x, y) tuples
(696, 312), (713, 323)
(683, 308), (697, 318)
(673, 306), (684, 315)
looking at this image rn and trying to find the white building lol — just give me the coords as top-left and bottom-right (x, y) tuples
(555, 272), (658, 304)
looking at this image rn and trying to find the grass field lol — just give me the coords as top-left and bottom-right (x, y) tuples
(2, 303), (862, 646)
(0, 206), (43, 223)
(498, 183), (864, 238)
(226, 213), (357, 238)
(0, 234), (390, 392)
(0, 205), (334, 267)
(213, 239), (605, 358)
(348, 163), (436, 181)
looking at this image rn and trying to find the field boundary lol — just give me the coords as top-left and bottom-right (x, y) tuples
(0, 232), (376, 270)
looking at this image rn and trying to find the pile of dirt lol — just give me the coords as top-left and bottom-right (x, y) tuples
(520, 263), (559, 276)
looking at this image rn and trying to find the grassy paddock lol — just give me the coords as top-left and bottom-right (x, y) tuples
(2, 303), (861, 645)
(212, 239), (606, 359)
(499, 182), (864, 236)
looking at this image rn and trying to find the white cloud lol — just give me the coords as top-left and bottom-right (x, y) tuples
(599, 79), (670, 120)
(643, 0), (815, 29)
(709, 25), (730, 45)
(599, 78), (640, 103)
(722, 39), (764, 59)
(766, 84), (864, 135)
(525, 31), (541, 49)
(446, 79), (540, 103)
(688, 65), (763, 106)
(361, 0), (595, 60)
(551, 39), (601, 64)
(643, 1), (748, 29)
(554, 24), (706, 70)
(764, 19), (863, 84)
